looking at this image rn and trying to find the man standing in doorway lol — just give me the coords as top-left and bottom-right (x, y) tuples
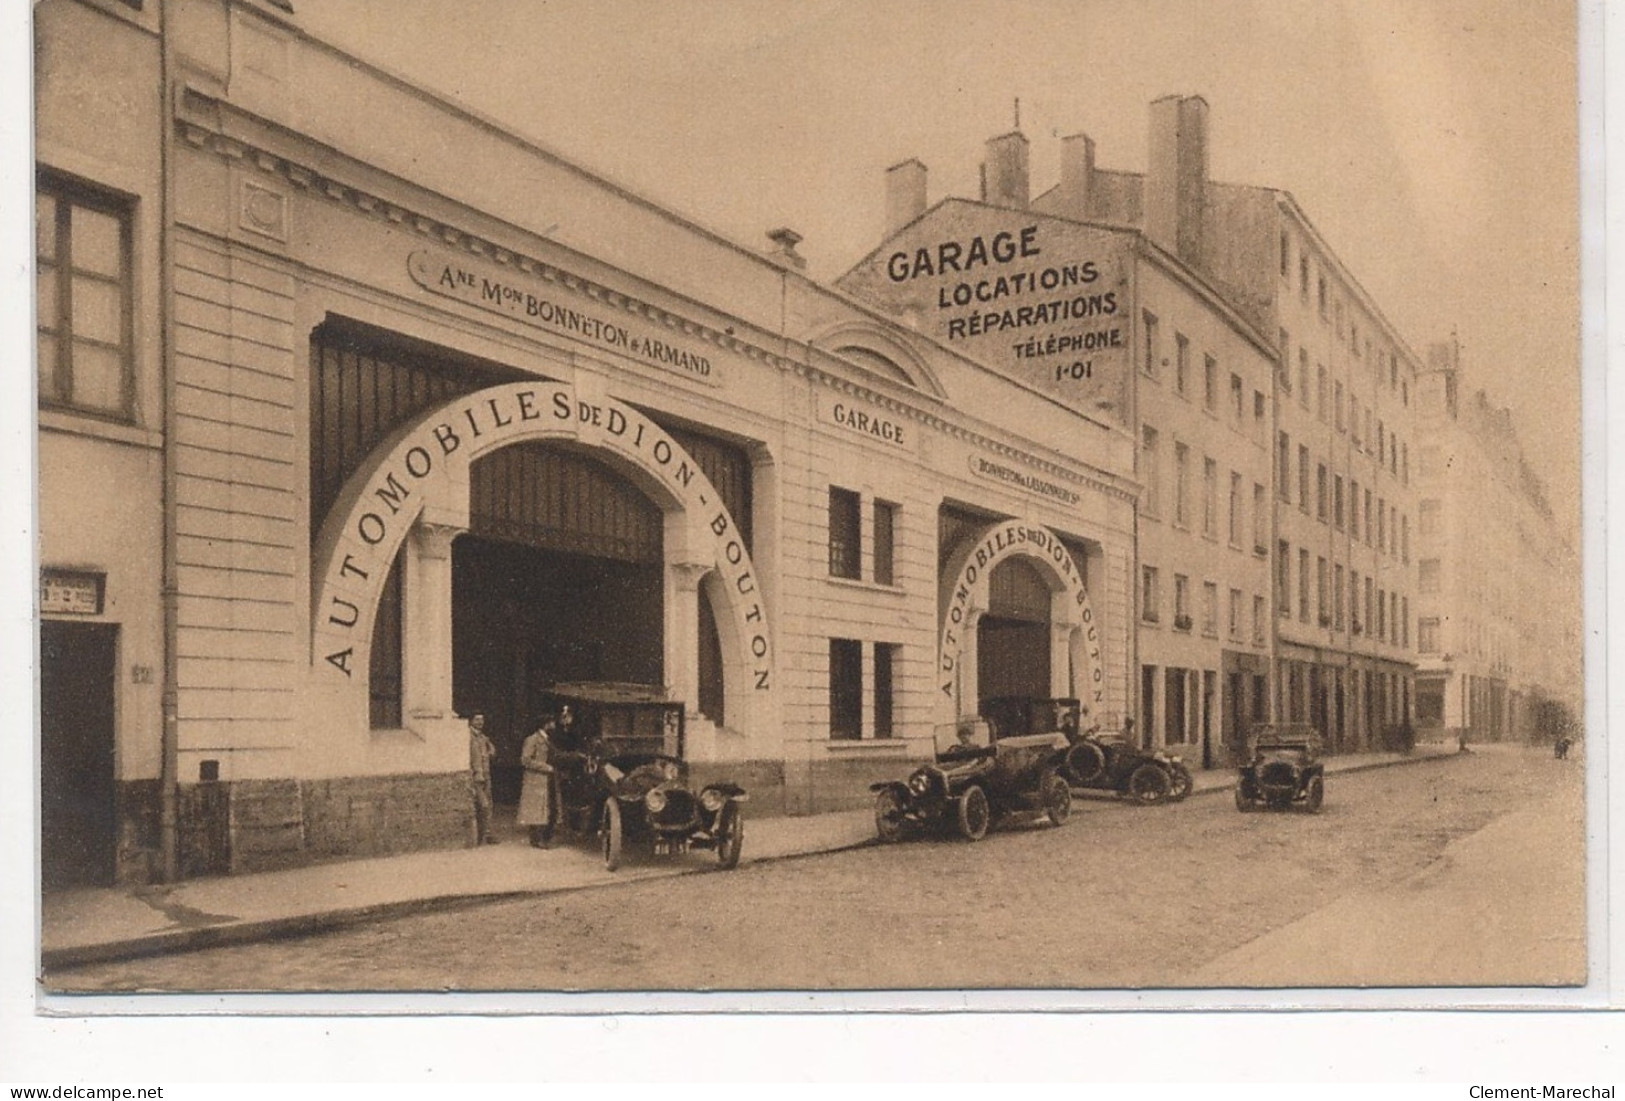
(468, 713), (499, 844)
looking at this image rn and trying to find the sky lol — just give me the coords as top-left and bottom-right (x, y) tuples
(301, 0), (1586, 535)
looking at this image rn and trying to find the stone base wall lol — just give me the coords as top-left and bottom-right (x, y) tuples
(175, 772), (474, 877)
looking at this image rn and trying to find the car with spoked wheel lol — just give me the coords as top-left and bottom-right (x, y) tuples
(541, 683), (747, 870)
(871, 717), (1072, 843)
(1234, 723), (1324, 813)
(1060, 724), (1192, 805)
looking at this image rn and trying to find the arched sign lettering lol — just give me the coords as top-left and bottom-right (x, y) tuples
(937, 519), (1104, 724)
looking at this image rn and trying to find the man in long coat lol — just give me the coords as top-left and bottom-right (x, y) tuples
(468, 713), (498, 844)
(517, 719), (557, 848)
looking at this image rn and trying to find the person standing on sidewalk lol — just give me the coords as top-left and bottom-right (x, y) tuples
(468, 713), (499, 844)
(517, 718), (558, 848)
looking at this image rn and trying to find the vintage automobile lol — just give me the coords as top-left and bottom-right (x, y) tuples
(1059, 722), (1193, 805)
(871, 716), (1072, 842)
(538, 682), (747, 870)
(1234, 724), (1325, 813)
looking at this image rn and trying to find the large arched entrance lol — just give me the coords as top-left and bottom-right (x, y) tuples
(307, 380), (777, 778)
(937, 518), (1104, 730)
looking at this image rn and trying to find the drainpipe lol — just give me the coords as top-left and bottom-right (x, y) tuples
(157, 0), (180, 883)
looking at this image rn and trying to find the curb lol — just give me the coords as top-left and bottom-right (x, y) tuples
(42, 750), (1464, 972)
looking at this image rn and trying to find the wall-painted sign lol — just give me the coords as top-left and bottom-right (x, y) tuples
(408, 249), (721, 386)
(840, 203), (1132, 422)
(967, 453), (1081, 506)
(817, 394), (914, 451)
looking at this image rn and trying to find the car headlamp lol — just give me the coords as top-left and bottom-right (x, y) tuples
(907, 770), (932, 796)
(644, 789), (668, 814)
(699, 788), (725, 813)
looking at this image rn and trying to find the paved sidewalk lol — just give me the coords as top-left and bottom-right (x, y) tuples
(40, 741), (1461, 970)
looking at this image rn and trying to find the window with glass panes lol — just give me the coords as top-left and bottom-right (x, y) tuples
(828, 487), (861, 579)
(37, 175), (133, 418)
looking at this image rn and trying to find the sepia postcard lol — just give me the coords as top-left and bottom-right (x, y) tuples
(13, 0), (1606, 1051)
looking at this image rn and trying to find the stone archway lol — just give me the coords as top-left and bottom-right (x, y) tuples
(307, 380), (774, 770)
(937, 519), (1104, 727)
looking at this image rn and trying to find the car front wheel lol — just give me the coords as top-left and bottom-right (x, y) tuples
(1041, 772), (1071, 827)
(1127, 762), (1172, 805)
(716, 803), (744, 868)
(874, 789), (906, 843)
(1302, 775), (1325, 814)
(956, 785), (991, 841)
(602, 798), (623, 871)
(1167, 763), (1193, 802)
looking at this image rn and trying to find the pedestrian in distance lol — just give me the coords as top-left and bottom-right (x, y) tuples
(468, 713), (499, 845)
(518, 717), (558, 848)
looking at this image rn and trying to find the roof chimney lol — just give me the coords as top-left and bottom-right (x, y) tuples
(1145, 95), (1209, 264)
(766, 227), (807, 271)
(1058, 132), (1096, 217)
(885, 159), (929, 235)
(980, 131), (1029, 209)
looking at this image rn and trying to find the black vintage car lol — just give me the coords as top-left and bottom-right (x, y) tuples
(871, 717), (1072, 842)
(1234, 724), (1325, 813)
(539, 682), (746, 870)
(1060, 723), (1193, 804)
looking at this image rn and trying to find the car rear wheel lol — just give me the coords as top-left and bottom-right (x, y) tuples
(1234, 783), (1253, 812)
(1167, 763), (1193, 802)
(601, 798), (623, 872)
(874, 788), (906, 843)
(1041, 772), (1071, 827)
(956, 785), (990, 841)
(1126, 762), (1172, 805)
(716, 803), (744, 869)
(1302, 775), (1325, 814)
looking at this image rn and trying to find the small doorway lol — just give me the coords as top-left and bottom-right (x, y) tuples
(40, 621), (118, 889)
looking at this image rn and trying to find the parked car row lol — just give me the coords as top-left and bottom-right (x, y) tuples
(518, 686), (1327, 873)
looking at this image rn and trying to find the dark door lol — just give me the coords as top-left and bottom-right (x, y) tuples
(40, 621), (118, 889)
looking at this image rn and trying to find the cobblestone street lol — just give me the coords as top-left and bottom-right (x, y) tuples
(49, 747), (1584, 992)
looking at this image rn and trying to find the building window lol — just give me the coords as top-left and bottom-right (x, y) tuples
(1173, 441), (1191, 528)
(1277, 432), (1291, 501)
(1316, 463), (1328, 522)
(828, 638), (863, 739)
(1318, 273), (1328, 318)
(1277, 540), (1291, 615)
(873, 643), (897, 738)
(1230, 372), (1245, 426)
(1203, 581), (1219, 637)
(1228, 471), (1242, 547)
(1142, 310), (1159, 377)
(1390, 591), (1400, 646)
(1402, 441), (1409, 484)
(1402, 597), (1410, 648)
(1142, 565), (1161, 624)
(1350, 479), (1361, 537)
(1253, 390), (1266, 443)
(1401, 514), (1410, 563)
(1253, 482), (1267, 552)
(1299, 253), (1309, 300)
(1280, 230), (1291, 280)
(1175, 333), (1190, 396)
(828, 487), (861, 579)
(1298, 350), (1310, 407)
(1376, 587), (1387, 640)
(1203, 457), (1218, 538)
(1420, 498), (1441, 537)
(1419, 616), (1440, 654)
(36, 174), (134, 419)
(1365, 576), (1375, 635)
(1229, 588), (1243, 640)
(1377, 496), (1387, 552)
(1364, 488), (1374, 545)
(1298, 547), (1310, 622)
(1334, 474), (1345, 530)
(1317, 556), (1329, 625)
(1203, 354), (1218, 411)
(1316, 365), (1327, 421)
(1335, 381), (1345, 431)
(1419, 558), (1441, 594)
(873, 500), (897, 586)
(1253, 594), (1266, 645)
(1279, 333), (1292, 392)
(369, 550), (404, 729)
(1298, 444), (1310, 512)
(1174, 574), (1191, 631)
(1377, 420), (1386, 466)
(1334, 563), (1345, 629)
(1141, 426), (1161, 518)
(1351, 570), (1362, 633)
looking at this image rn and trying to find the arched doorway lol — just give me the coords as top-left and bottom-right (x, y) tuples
(977, 557), (1054, 708)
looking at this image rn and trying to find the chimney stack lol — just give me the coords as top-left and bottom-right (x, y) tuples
(885, 159), (928, 235)
(980, 131), (1029, 210)
(1145, 95), (1209, 264)
(1058, 132), (1096, 217)
(766, 227), (807, 271)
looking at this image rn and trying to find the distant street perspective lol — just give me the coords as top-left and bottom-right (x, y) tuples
(50, 745), (1583, 993)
